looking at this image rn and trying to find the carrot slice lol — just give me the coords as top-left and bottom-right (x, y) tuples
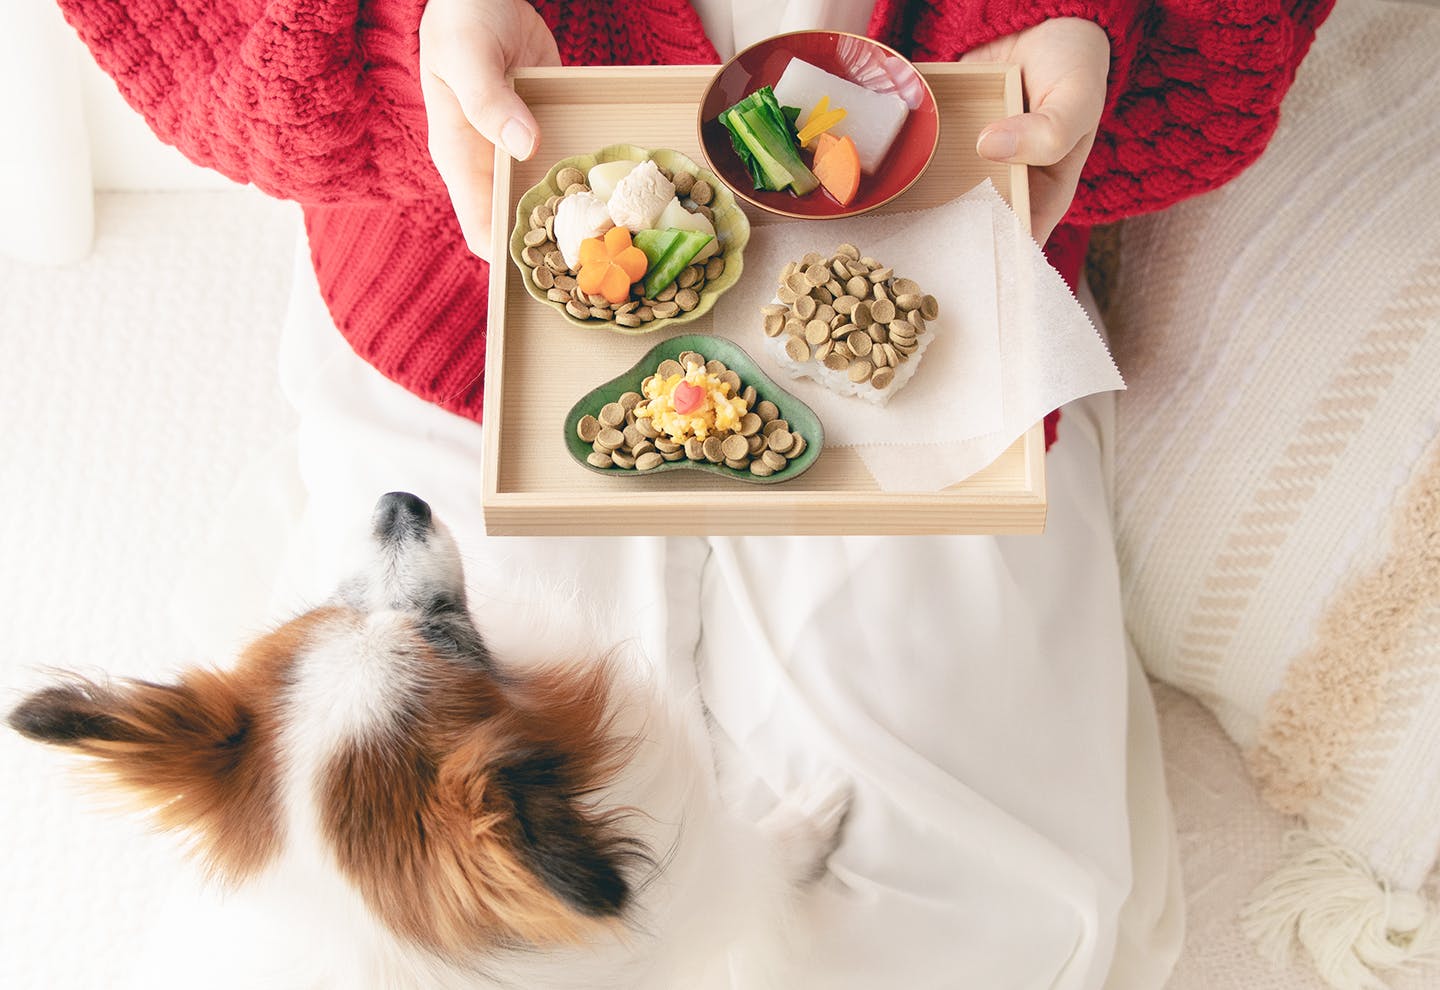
(578, 237), (609, 267)
(577, 262), (607, 295)
(575, 227), (648, 305)
(598, 264), (631, 304)
(813, 132), (841, 162)
(603, 225), (633, 254)
(614, 245), (648, 283)
(813, 135), (860, 206)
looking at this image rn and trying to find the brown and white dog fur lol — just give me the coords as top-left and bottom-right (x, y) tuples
(9, 492), (850, 989)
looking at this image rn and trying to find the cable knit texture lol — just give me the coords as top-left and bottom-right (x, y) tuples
(58, 0), (1332, 424)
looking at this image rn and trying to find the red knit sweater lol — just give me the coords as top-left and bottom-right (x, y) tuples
(57, 0), (1333, 424)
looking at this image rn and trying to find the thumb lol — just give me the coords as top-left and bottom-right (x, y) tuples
(430, 32), (543, 161)
(975, 83), (1096, 167)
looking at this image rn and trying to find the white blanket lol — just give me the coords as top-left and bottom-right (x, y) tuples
(172, 236), (1182, 988)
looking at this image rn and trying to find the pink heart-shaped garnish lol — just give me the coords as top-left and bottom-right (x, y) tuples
(672, 380), (705, 415)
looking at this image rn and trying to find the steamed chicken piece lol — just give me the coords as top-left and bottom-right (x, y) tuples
(587, 160), (639, 201)
(772, 58), (909, 174)
(607, 159), (676, 231)
(656, 199), (719, 261)
(554, 191), (616, 270)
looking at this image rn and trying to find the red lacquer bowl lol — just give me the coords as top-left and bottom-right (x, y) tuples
(697, 31), (940, 220)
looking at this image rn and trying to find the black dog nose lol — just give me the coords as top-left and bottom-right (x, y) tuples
(373, 492), (433, 538)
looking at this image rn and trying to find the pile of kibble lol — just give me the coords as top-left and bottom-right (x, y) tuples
(761, 243), (939, 390)
(576, 351), (807, 478)
(521, 165), (727, 328)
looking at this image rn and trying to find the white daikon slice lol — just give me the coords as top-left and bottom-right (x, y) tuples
(587, 160), (639, 202)
(772, 58), (909, 174)
(657, 198), (719, 261)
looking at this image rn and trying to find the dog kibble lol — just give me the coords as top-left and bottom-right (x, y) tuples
(576, 415), (602, 443)
(720, 434), (749, 461)
(577, 351), (807, 477)
(766, 430), (793, 454)
(527, 163), (723, 326)
(758, 245), (941, 394)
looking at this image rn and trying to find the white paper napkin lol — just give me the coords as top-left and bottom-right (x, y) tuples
(711, 179), (1125, 491)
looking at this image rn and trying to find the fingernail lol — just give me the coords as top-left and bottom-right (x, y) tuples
(977, 128), (1018, 161)
(501, 118), (535, 160)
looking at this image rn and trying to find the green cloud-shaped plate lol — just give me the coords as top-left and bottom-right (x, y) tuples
(511, 145), (750, 334)
(564, 335), (824, 484)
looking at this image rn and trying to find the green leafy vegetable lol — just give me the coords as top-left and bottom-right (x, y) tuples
(718, 86), (819, 196)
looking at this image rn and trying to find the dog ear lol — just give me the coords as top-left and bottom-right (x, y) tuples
(495, 746), (638, 919)
(8, 671), (281, 880)
(320, 727), (643, 954)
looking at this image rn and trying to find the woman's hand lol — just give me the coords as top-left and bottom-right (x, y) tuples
(961, 18), (1110, 244)
(419, 0), (561, 259)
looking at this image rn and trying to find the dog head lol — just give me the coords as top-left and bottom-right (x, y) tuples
(8, 493), (642, 957)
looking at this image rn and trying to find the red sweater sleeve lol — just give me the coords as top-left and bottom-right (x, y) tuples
(872, 0), (1336, 224)
(55, 0), (436, 205)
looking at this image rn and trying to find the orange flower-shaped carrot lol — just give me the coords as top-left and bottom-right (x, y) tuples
(577, 227), (648, 305)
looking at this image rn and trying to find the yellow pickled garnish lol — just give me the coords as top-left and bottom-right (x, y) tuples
(635, 364), (748, 442)
(797, 95), (848, 149)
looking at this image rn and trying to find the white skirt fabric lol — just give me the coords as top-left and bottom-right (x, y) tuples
(178, 237), (1182, 989)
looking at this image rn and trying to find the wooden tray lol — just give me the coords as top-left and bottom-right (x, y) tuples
(484, 64), (1044, 536)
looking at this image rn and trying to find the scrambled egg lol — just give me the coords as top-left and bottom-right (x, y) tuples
(636, 365), (748, 442)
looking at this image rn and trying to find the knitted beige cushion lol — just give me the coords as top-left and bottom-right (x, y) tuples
(1154, 681), (1440, 990)
(1106, 1), (1440, 987)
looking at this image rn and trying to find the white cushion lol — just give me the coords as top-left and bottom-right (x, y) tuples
(1109, 0), (1440, 900)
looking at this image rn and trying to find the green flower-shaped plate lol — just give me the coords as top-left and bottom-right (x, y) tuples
(564, 335), (824, 484)
(511, 145), (750, 334)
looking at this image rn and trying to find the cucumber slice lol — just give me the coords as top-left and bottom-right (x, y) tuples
(633, 228), (683, 272)
(642, 229), (715, 299)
